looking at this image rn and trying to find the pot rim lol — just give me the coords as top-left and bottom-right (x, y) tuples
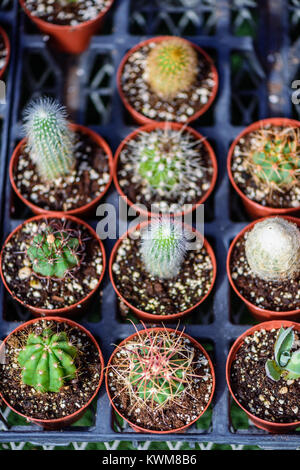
(0, 26), (10, 80)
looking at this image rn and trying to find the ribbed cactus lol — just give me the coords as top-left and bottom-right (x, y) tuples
(140, 218), (187, 279)
(244, 127), (300, 192)
(245, 217), (300, 281)
(23, 97), (75, 183)
(146, 37), (198, 99)
(266, 326), (300, 381)
(26, 222), (84, 280)
(18, 328), (77, 393)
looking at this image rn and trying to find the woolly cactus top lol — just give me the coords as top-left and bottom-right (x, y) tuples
(245, 217), (300, 281)
(266, 326), (300, 382)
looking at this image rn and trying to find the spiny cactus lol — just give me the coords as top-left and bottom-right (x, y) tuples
(18, 328), (77, 393)
(23, 97), (75, 183)
(146, 37), (198, 100)
(245, 217), (300, 281)
(109, 326), (201, 409)
(140, 218), (187, 279)
(26, 222), (84, 280)
(243, 126), (300, 192)
(265, 326), (300, 382)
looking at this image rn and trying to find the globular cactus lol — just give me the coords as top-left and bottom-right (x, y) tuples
(266, 326), (300, 382)
(18, 328), (77, 393)
(244, 127), (300, 192)
(23, 97), (75, 183)
(140, 218), (187, 279)
(245, 217), (300, 281)
(145, 37), (198, 100)
(26, 222), (84, 280)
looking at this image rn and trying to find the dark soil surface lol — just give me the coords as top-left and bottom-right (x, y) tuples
(231, 328), (300, 423)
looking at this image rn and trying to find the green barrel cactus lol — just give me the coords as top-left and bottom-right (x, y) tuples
(23, 97), (75, 183)
(266, 326), (300, 381)
(18, 328), (77, 393)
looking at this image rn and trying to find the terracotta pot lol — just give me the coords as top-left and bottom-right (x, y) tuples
(0, 316), (104, 430)
(9, 123), (113, 218)
(0, 213), (106, 317)
(117, 36), (218, 125)
(227, 117), (300, 220)
(19, 0), (114, 54)
(109, 220), (217, 322)
(226, 320), (300, 433)
(0, 26), (10, 80)
(113, 122), (218, 218)
(106, 326), (215, 434)
(227, 215), (300, 321)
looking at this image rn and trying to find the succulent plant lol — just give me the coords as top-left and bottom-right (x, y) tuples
(18, 328), (77, 393)
(265, 326), (300, 382)
(140, 218), (187, 279)
(23, 97), (75, 183)
(146, 37), (198, 100)
(245, 217), (300, 281)
(26, 221), (84, 280)
(109, 325), (202, 409)
(243, 126), (300, 193)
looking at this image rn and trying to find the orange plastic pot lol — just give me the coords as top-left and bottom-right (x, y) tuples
(106, 326), (215, 434)
(0, 213), (106, 317)
(226, 320), (300, 433)
(0, 316), (104, 430)
(227, 215), (300, 321)
(19, 0), (114, 54)
(109, 221), (217, 322)
(0, 26), (10, 80)
(117, 36), (218, 125)
(9, 123), (113, 218)
(113, 122), (218, 218)
(227, 117), (300, 220)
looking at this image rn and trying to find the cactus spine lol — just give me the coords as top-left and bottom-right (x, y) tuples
(23, 97), (75, 183)
(18, 328), (77, 393)
(266, 326), (300, 381)
(245, 217), (300, 281)
(146, 37), (198, 99)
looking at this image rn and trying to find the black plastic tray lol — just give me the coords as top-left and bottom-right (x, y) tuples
(0, 0), (299, 449)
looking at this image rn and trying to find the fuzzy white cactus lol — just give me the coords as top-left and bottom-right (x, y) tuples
(140, 218), (187, 279)
(245, 217), (300, 281)
(23, 97), (75, 183)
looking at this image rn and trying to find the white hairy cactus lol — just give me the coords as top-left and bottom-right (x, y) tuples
(23, 97), (75, 183)
(245, 217), (300, 281)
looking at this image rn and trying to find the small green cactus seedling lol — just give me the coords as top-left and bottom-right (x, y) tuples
(245, 217), (300, 281)
(23, 97), (75, 183)
(146, 37), (198, 99)
(265, 326), (300, 381)
(18, 328), (77, 393)
(243, 126), (300, 192)
(140, 218), (187, 279)
(26, 222), (84, 280)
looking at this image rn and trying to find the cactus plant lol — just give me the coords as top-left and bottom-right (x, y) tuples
(243, 126), (300, 192)
(265, 326), (300, 381)
(26, 221), (84, 280)
(18, 328), (77, 393)
(140, 218), (187, 279)
(245, 217), (300, 281)
(23, 97), (75, 183)
(146, 37), (198, 100)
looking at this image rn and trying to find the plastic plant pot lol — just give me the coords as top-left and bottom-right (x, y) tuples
(9, 123), (113, 218)
(0, 26), (10, 80)
(227, 117), (300, 220)
(117, 36), (219, 125)
(19, 0), (114, 54)
(227, 215), (300, 321)
(113, 122), (218, 219)
(0, 316), (104, 430)
(109, 220), (217, 322)
(106, 326), (215, 434)
(0, 213), (106, 317)
(226, 320), (300, 433)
